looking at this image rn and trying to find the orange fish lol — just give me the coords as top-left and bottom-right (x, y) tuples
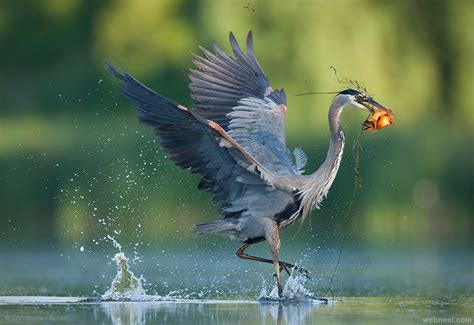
(363, 108), (395, 131)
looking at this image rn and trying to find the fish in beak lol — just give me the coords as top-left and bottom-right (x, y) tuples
(358, 97), (395, 131)
(362, 107), (395, 131)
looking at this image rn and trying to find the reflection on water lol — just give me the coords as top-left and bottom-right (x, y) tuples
(258, 303), (319, 324)
(99, 301), (320, 325)
(100, 302), (149, 325)
(0, 296), (472, 325)
(96, 298), (473, 325)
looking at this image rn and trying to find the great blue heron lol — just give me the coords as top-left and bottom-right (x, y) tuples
(106, 31), (392, 298)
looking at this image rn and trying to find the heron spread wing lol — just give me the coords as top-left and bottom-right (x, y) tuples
(190, 31), (298, 176)
(105, 63), (290, 210)
(190, 31), (271, 129)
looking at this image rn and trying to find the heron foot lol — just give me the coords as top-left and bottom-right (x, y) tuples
(307, 296), (329, 303)
(273, 262), (311, 279)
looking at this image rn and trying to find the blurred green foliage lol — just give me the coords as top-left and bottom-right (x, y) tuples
(0, 0), (472, 250)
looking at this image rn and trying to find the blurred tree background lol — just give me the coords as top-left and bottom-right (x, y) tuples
(0, 0), (472, 252)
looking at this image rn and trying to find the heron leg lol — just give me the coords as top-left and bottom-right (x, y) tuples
(236, 243), (289, 276)
(236, 245), (311, 278)
(267, 221), (283, 297)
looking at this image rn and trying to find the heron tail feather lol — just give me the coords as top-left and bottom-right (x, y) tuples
(194, 220), (238, 236)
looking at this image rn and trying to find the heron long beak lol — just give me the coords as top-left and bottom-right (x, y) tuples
(358, 97), (385, 113)
(359, 98), (395, 131)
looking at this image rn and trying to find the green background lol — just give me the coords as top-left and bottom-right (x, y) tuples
(0, 0), (472, 256)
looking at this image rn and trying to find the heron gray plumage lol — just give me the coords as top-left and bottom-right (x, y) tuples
(105, 31), (389, 298)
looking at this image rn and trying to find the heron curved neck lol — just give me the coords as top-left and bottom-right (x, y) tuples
(319, 100), (345, 177)
(294, 100), (346, 221)
(314, 100), (346, 184)
(308, 101), (346, 188)
(328, 100), (344, 141)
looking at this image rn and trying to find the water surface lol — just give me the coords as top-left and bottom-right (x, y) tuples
(0, 247), (472, 324)
(0, 296), (472, 325)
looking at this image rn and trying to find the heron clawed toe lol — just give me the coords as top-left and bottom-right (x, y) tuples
(273, 262), (311, 279)
(293, 265), (311, 279)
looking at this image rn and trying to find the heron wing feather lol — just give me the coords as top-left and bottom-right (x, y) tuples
(227, 97), (295, 176)
(190, 31), (296, 176)
(190, 32), (281, 125)
(106, 63), (295, 215)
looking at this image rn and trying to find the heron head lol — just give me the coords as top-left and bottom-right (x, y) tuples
(337, 88), (382, 112)
(336, 88), (395, 130)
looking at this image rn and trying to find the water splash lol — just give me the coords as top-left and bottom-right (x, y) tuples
(99, 237), (178, 302)
(100, 252), (148, 301)
(258, 273), (329, 304)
